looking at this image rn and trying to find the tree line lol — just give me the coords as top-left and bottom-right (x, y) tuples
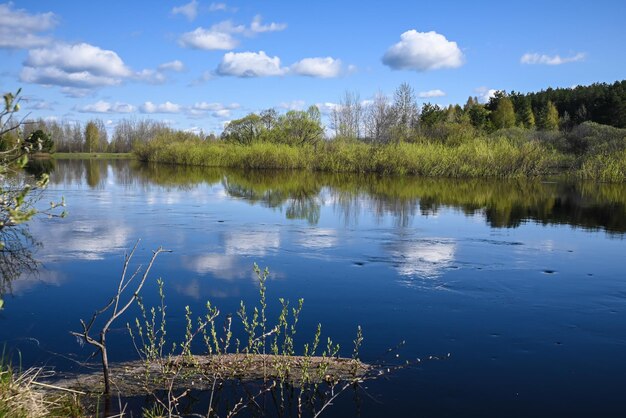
(4, 79), (624, 153)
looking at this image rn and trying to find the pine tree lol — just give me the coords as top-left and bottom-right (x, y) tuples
(519, 100), (535, 129)
(538, 101), (559, 131)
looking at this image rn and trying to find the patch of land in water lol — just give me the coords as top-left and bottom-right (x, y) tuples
(49, 354), (370, 396)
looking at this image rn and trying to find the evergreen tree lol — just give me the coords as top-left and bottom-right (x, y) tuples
(519, 100), (536, 129)
(538, 101), (559, 131)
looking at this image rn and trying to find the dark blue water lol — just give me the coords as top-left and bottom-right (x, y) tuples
(2, 159), (626, 417)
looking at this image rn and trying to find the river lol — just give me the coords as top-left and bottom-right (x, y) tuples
(2, 158), (626, 417)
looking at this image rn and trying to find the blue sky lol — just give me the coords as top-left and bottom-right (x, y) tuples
(1, 0), (625, 134)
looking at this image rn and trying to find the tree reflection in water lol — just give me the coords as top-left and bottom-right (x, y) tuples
(0, 225), (40, 307)
(46, 159), (626, 234)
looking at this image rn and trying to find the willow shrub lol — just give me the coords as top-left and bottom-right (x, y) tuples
(579, 150), (626, 182)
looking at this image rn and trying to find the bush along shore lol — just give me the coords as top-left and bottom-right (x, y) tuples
(131, 80), (626, 181)
(133, 122), (626, 181)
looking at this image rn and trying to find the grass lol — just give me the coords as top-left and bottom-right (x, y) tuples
(134, 136), (570, 179)
(131, 121), (626, 182)
(53, 152), (134, 160)
(0, 359), (84, 418)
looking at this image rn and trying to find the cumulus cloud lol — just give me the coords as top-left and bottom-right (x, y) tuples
(26, 43), (132, 77)
(140, 101), (182, 113)
(179, 27), (239, 50)
(249, 15), (287, 33)
(77, 100), (136, 113)
(383, 30), (464, 71)
(475, 87), (497, 103)
(290, 57), (342, 78)
(0, 3), (57, 49)
(215, 52), (346, 78)
(21, 42), (133, 88)
(417, 89), (446, 98)
(135, 69), (167, 84)
(158, 60), (185, 72)
(178, 16), (285, 51)
(172, 0), (198, 21)
(216, 51), (287, 77)
(520, 52), (586, 65)
(20, 42), (176, 93)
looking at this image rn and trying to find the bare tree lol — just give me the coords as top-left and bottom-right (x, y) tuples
(71, 241), (170, 395)
(390, 82), (419, 141)
(364, 91), (394, 144)
(331, 90), (363, 139)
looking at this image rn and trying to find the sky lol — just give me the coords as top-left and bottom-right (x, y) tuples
(1, 0), (625, 135)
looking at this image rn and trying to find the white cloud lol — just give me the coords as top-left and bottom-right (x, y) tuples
(179, 16), (285, 51)
(158, 60), (185, 72)
(21, 66), (123, 88)
(188, 101), (239, 118)
(0, 3), (57, 49)
(172, 0), (199, 21)
(192, 101), (239, 111)
(21, 42), (177, 92)
(475, 87), (497, 104)
(382, 30), (464, 71)
(249, 15), (287, 33)
(135, 69), (167, 84)
(25, 42), (133, 78)
(417, 89), (446, 98)
(140, 101), (182, 113)
(77, 100), (136, 113)
(520, 52), (586, 65)
(290, 57), (342, 78)
(179, 27), (239, 50)
(21, 42), (133, 88)
(216, 51), (287, 77)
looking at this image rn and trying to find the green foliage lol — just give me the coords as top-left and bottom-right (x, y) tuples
(1, 90), (65, 249)
(25, 130), (55, 153)
(222, 114), (264, 145)
(538, 100), (559, 131)
(420, 103), (447, 128)
(84, 121), (99, 152)
(135, 134), (567, 179)
(517, 99), (536, 129)
(467, 104), (491, 130)
(491, 96), (516, 129)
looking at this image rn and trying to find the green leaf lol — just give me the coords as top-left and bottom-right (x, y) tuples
(0, 299), (4, 310)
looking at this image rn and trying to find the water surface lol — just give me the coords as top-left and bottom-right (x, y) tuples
(2, 159), (626, 417)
